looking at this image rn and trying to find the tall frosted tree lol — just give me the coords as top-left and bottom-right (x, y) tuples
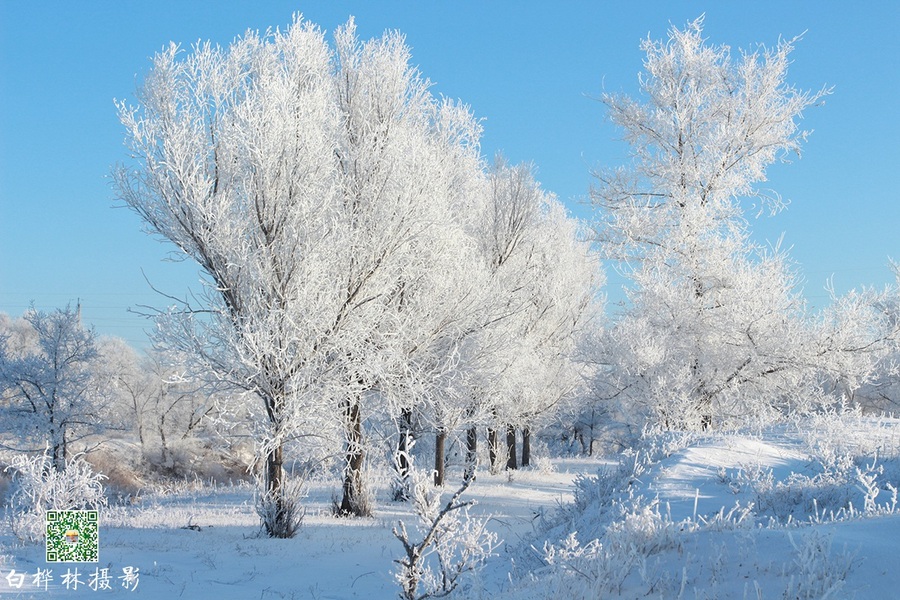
(115, 16), (483, 533)
(496, 197), (601, 465)
(460, 157), (602, 474)
(329, 21), (483, 515)
(592, 18), (828, 429)
(814, 270), (900, 412)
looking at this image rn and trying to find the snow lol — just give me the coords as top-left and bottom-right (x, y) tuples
(0, 465), (586, 599)
(632, 431), (900, 598)
(2, 424), (899, 598)
(648, 434), (809, 521)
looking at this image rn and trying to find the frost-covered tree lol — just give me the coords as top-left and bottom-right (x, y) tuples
(329, 22), (484, 514)
(109, 344), (158, 457)
(115, 15), (484, 531)
(452, 157), (603, 473)
(603, 240), (815, 428)
(95, 335), (147, 440)
(502, 197), (601, 465)
(591, 18), (828, 429)
(116, 21), (341, 535)
(113, 348), (215, 470)
(0, 305), (109, 470)
(815, 269), (900, 412)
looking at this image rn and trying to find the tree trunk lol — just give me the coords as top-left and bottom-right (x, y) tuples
(51, 442), (66, 472)
(690, 273), (713, 430)
(464, 426), (477, 481)
(699, 410), (712, 430)
(340, 398), (370, 516)
(488, 427), (500, 474)
(132, 395), (145, 453)
(49, 413), (66, 472)
(587, 408), (595, 457)
(693, 358), (712, 430)
(434, 429), (446, 486)
(393, 409), (413, 501)
(264, 443), (288, 537)
(521, 426), (531, 467)
(159, 411), (171, 469)
(505, 424), (517, 471)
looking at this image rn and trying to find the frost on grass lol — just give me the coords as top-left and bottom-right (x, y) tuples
(254, 470), (307, 539)
(511, 416), (898, 600)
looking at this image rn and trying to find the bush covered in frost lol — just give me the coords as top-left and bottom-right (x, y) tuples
(5, 450), (107, 542)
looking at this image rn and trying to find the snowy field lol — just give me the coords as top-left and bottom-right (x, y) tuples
(0, 458), (592, 599)
(3, 415), (900, 599)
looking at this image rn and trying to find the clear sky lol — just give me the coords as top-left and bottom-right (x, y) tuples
(1, 1), (898, 348)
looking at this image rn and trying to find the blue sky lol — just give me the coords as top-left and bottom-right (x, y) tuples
(1, 1), (898, 348)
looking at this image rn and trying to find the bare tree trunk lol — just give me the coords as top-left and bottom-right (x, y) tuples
(397, 409), (412, 473)
(264, 443), (287, 537)
(129, 390), (145, 453)
(691, 275), (713, 431)
(505, 424), (517, 471)
(159, 415), (170, 469)
(521, 426), (531, 467)
(393, 409), (413, 501)
(434, 429), (446, 486)
(464, 426), (477, 481)
(693, 358), (713, 430)
(587, 407), (596, 457)
(340, 398), (369, 516)
(51, 441), (66, 472)
(699, 410), (712, 430)
(488, 427), (500, 474)
(50, 421), (67, 472)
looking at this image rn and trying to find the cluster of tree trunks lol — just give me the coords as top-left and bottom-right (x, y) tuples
(390, 421), (535, 491)
(430, 425), (532, 487)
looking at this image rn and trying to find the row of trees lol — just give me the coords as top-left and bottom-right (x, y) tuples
(0, 306), (218, 474)
(113, 16), (600, 535)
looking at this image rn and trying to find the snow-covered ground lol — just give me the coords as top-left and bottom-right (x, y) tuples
(2, 416), (899, 598)
(0, 459), (593, 599)
(510, 415), (900, 599)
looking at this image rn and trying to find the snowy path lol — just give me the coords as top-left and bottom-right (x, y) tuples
(648, 434), (809, 521)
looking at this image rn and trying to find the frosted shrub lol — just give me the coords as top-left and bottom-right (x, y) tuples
(532, 455), (556, 475)
(560, 429), (693, 524)
(782, 531), (855, 600)
(5, 450), (107, 543)
(543, 533), (627, 598)
(542, 495), (690, 599)
(393, 469), (497, 600)
(605, 494), (685, 556)
(254, 472), (307, 539)
(734, 450), (898, 523)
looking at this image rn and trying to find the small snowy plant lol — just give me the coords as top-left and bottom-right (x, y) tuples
(783, 531), (855, 600)
(254, 470), (307, 539)
(5, 450), (107, 543)
(393, 468), (498, 599)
